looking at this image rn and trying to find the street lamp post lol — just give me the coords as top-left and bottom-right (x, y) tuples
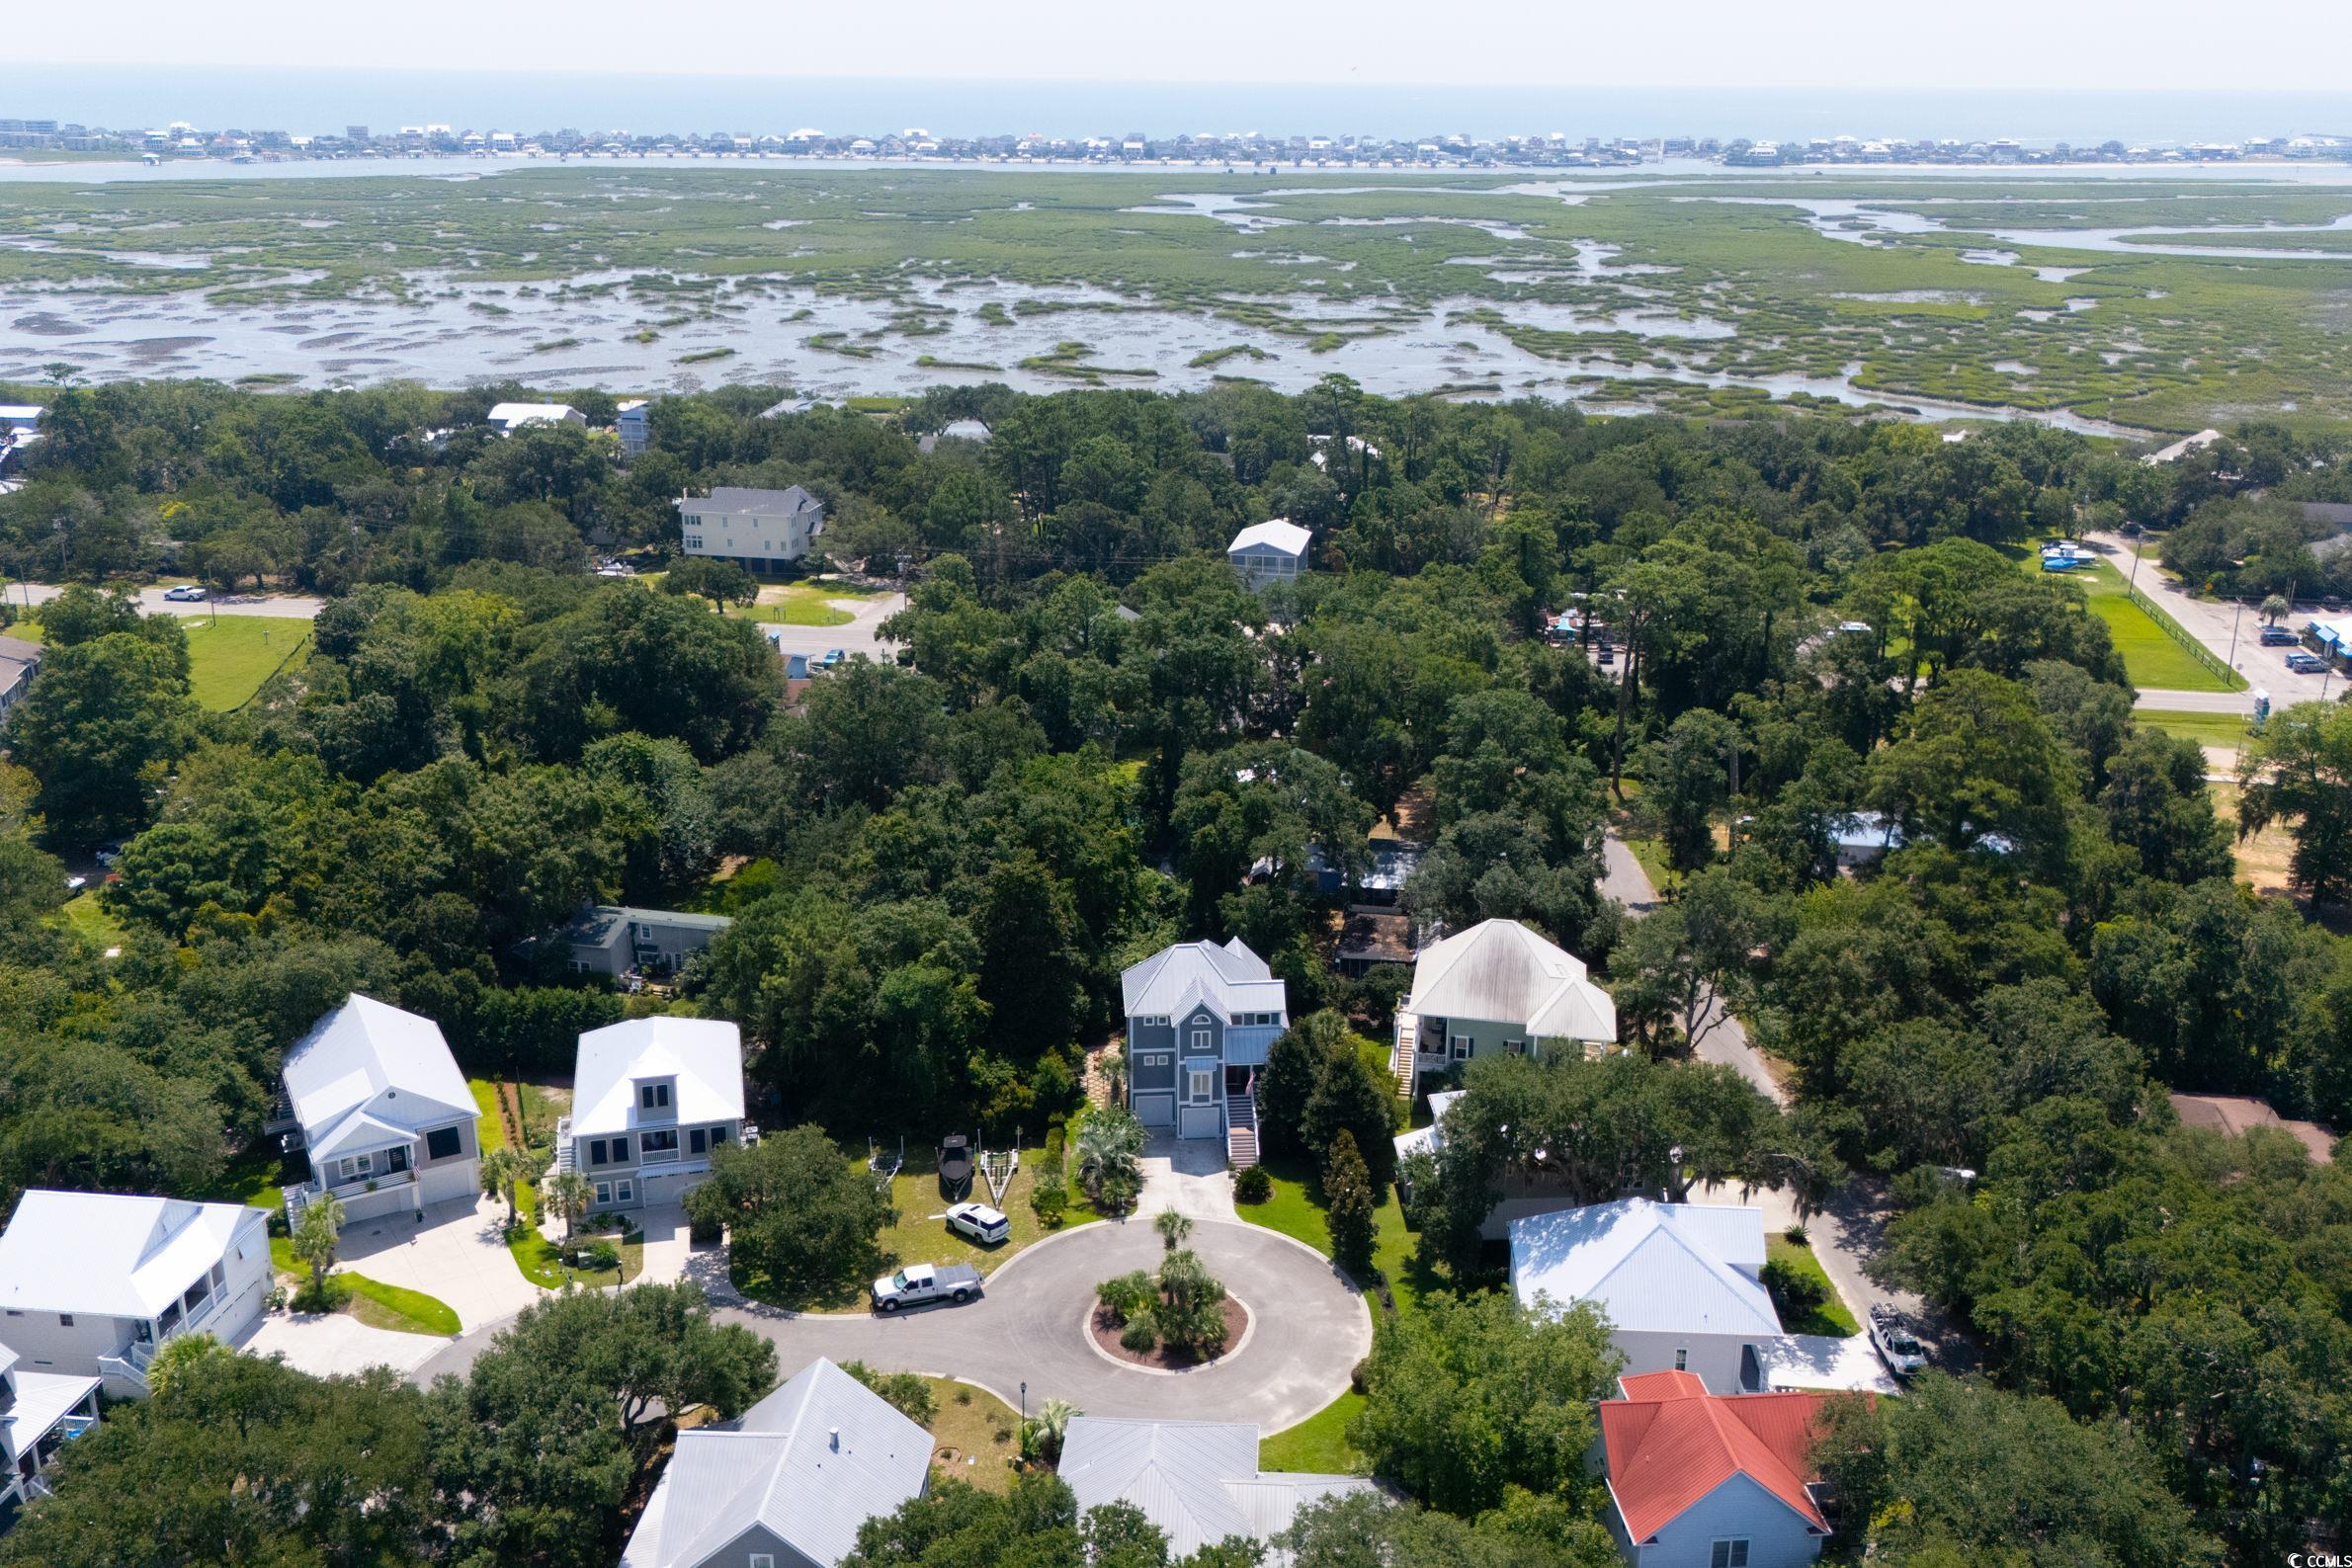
(1019, 1381), (1027, 1428)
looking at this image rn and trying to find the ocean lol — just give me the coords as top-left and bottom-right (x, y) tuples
(10, 65), (2352, 146)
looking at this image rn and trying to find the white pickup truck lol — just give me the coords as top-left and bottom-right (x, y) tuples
(872, 1261), (983, 1312)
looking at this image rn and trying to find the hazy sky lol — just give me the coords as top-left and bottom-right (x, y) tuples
(19, 0), (2352, 92)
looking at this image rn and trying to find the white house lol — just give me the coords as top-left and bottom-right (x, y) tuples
(1121, 938), (1289, 1160)
(0, 1338), (100, 1521)
(274, 995), (482, 1226)
(1390, 918), (1617, 1100)
(1226, 519), (1312, 591)
(677, 485), (826, 572)
(1598, 1370), (1834, 1568)
(560, 1017), (746, 1214)
(0, 405), (42, 437)
(622, 1357), (929, 1568)
(0, 1191), (273, 1398)
(1057, 1417), (1371, 1562)
(1511, 1199), (1781, 1395)
(485, 401), (585, 435)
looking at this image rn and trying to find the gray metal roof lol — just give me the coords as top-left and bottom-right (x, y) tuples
(1509, 1199), (1780, 1338)
(622, 1358), (931, 1568)
(1120, 938), (1289, 1024)
(1405, 919), (1615, 1042)
(679, 484), (823, 518)
(1057, 1418), (1370, 1560)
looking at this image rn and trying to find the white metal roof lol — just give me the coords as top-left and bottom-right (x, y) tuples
(1, 1363), (99, 1462)
(0, 1191), (269, 1319)
(485, 401), (580, 428)
(678, 484), (822, 517)
(572, 1017), (746, 1138)
(1058, 1418), (1370, 1560)
(621, 1358), (930, 1568)
(1510, 1199), (1780, 1339)
(1227, 519), (1312, 558)
(1406, 919), (1616, 1042)
(282, 995), (474, 1150)
(1120, 938), (1289, 1024)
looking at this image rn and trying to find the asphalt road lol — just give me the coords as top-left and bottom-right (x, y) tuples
(2082, 532), (2338, 712)
(6, 582), (326, 619)
(411, 1213), (1371, 1431)
(758, 591), (905, 665)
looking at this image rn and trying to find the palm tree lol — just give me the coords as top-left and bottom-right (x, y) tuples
(290, 1193), (345, 1307)
(1153, 1210), (1193, 1252)
(2263, 594), (2290, 626)
(1074, 1109), (1145, 1210)
(480, 1146), (531, 1229)
(545, 1170), (594, 1240)
(1027, 1398), (1080, 1463)
(1100, 1046), (1128, 1104)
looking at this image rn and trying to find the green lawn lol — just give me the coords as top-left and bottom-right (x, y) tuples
(181, 615), (312, 709)
(509, 1221), (643, 1289)
(339, 1274), (462, 1336)
(469, 1077), (507, 1155)
(743, 588), (856, 627)
(926, 1378), (1021, 1494)
(1767, 1231), (1861, 1338)
(57, 890), (126, 949)
(2029, 554), (2244, 693)
(193, 1144), (286, 1213)
(2137, 708), (2256, 752)
(1260, 1390), (1367, 1473)
(1237, 1154), (1431, 1323)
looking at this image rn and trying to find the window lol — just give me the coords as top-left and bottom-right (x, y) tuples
(589, 1139), (609, 1167)
(1675, 1347), (1689, 1371)
(611, 1136), (631, 1162)
(711, 1127), (729, 1146)
(751, 1556), (776, 1568)
(210, 1263), (225, 1291)
(334, 1153), (373, 1183)
(642, 1130), (678, 1154)
(616, 1182), (633, 1203)
(595, 1182), (612, 1204)
(57, 1313), (72, 1327)
(1709, 1541), (1749, 1568)
(1450, 1034), (1472, 1062)
(1190, 1028), (1211, 1054)
(1188, 1069), (1215, 1101)
(1505, 1037), (1529, 1056)
(426, 1126), (462, 1161)
(690, 1128), (707, 1155)
(639, 1083), (670, 1111)
(684, 535), (703, 549)
(386, 1144), (410, 1173)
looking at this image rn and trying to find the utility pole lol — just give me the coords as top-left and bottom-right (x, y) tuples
(2226, 597), (2242, 673)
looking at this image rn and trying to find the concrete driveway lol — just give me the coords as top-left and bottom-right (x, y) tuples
(334, 1194), (545, 1333)
(414, 1215), (1370, 1430)
(236, 1308), (448, 1379)
(1137, 1135), (1239, 1223)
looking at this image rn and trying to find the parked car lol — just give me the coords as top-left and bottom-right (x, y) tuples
(945, 1201), (1009, 1245)
(872, 1261), (982, 1312)
(2260, 625), (2300, 646)
(1870, 1304), (1929, 1380)
(2286, 651), (2329, 673)
(162, 584), (208, 602)
(93, 844), (124, 868)
(819, 647), (847, 668)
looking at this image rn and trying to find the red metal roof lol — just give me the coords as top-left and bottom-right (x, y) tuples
(1600, 1373), (1830, 1543)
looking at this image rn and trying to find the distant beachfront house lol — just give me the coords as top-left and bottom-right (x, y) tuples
(1226, 519), (1312, 591)
(485, 401), (585, 435)
(678, 485), (826, 572)
(616, 399), (651, 456)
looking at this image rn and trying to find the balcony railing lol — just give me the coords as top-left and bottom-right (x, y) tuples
(639, 1145), (682, 1165)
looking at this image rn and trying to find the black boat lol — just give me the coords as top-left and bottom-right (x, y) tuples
(938, 1133), (973, 1198)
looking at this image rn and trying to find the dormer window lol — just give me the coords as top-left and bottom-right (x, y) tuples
(639, 1082), (671, 1111)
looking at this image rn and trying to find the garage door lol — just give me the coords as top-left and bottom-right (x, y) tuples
(1133, 1092), (1174, 1128)
(1179, 1104), (1221, 1140)
(417, 1159), (479, 1207)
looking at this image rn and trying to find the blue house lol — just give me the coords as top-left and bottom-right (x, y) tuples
(1120, 938), (1289, 1164)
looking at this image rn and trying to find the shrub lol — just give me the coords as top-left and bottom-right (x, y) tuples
(1784, 1222), (1808, 1246)
(565, 1239), (621, 1272)
(1097, 1270), (1156, 1325)
(689, 1214), (722, 1246)
(842, 1361), (938, 1425)
(1032, 1161), (1069, 1226)
(1156, 1249), (1230, 1360)
(1233, 1165), (1273, 1203)
(1044, 1126), (1065, 1165)
(1120, 1311), (1160, 1354)
(1762, 1257), (1828, 1318)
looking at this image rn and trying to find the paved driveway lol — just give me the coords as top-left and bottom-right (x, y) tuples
(335, 1194), (545, 1333)
(237, 1308), (448, 1379)
(7, 582), (325, 619)
(415, 1215), (1370, 1430)
(758, 590), (905, 665)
